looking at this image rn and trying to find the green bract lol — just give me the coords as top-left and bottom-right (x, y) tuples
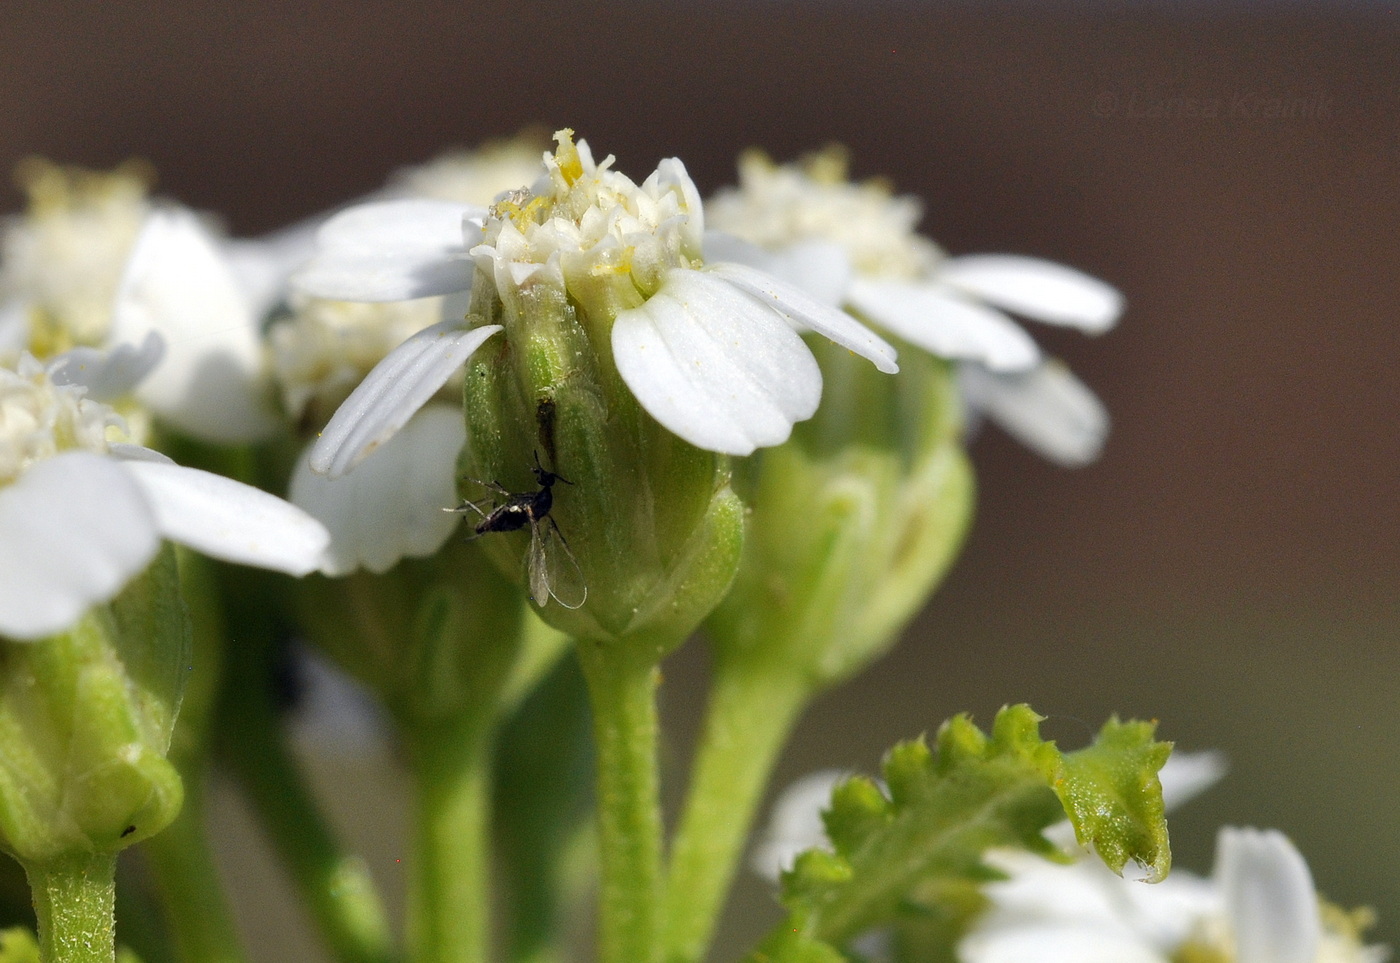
(0, 545), (187, 864)
(752, 705), (1172, 962)
(460, 259), (744, 653)
(707, 338), (971, 688)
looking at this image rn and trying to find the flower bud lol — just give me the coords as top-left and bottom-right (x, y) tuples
(0, 546), (187, 864)
(706, 339), (973, 688)
(460, 254), (744, 650)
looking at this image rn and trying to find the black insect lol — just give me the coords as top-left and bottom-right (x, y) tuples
(447, 453), (587, 609)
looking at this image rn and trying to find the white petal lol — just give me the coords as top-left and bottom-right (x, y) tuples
(119, 460), (330, 576)
(939, 254), (1124, 334)
(0, 452), (160, 640)
(46, 331), (166, 401)
(1158, 750), (1228, 810)
(704, 234), (855, 309)
(290, 404), (464, 576)
(709, 261), (898, 374)
(848, 278), (1040, 372)
(292, 199), (483, 301)
(309, 320), (500, 477)
(960, 923), (1165, 963)
(0, 299), (27, 355)
(750, 770), (846, 882)
(702, 231), (775, 272)
(111, 208), (279, 442)
(1216, 828), (1319, 963)
(613, 269), (821, 455)
(223, 215), (322, 317)
(108, 444), (175, 465)
(959, 361), (1109, 467)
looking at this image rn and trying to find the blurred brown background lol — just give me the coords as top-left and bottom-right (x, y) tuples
(3, 1), (1397, 958)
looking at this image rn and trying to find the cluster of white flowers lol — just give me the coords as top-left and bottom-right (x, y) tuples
(296, 129), (896, 475)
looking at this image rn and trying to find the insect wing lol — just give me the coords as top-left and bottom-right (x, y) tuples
(527, 519), (587, 609)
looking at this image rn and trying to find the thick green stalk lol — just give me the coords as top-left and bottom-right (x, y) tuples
(27, 853), (119, 963)
(140, 793), (246, 963)
(495, 653), (594, 963)
(662, 663), (809, 963)
(576, 639), (665, 963)
(405, 719), (492, 963)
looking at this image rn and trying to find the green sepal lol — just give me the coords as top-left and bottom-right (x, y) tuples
(707, 342), (972, 691)
(0, 546), (188, 864)
(461, 278), (744, 654)
(1056, 716), (1172, 882)
(757, 705), (1171, 956)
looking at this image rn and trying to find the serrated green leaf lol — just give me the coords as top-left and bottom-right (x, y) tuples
(823, 777), (890, 859)
(1055, 716), (1172, 882)
(750, 705), (1173, 961)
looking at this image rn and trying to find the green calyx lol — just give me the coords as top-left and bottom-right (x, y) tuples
(707, 338), (973, 688)
(460, 267), (744, 652)
(0, 545), (188, 865)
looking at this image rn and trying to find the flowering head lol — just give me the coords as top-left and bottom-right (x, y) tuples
(709, 147), (1122, 466)
(459, 132), (741, 644)
(296, 129), (906, 647)
(1, 159), (153, 357)
(471, 129), (704, 343)
(708, 147), (940, 281)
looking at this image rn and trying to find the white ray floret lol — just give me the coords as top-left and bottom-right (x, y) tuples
(291, 404), (467, 576)
(293, 199), (486, 302)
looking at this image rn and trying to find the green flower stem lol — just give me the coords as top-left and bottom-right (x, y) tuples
(576, 639), (666, 963)
(405, 718), (493, 963)
(140, 793), (246, 963)
(218, 666), (395, 963)
(662, 662), (810, 963)
(26, 853), (119, 963)
(495, 654), (594, 963)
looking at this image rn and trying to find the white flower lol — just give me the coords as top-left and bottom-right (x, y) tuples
(293, 129), (897, 473)
(0, 355), (329, 640)
(0, 159), (277, 442)
(961, 828), (1388, 963)
(706, 149), (1122, 465)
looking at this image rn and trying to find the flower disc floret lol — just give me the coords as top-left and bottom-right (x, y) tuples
(471, 131), (703, 314)
(0, 353), (123, 484)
